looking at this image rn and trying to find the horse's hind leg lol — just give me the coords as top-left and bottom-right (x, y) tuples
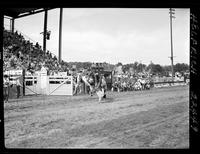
(102, 89), (106, 98)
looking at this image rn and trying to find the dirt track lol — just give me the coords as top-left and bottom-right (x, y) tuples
(4, 85), (189, 148)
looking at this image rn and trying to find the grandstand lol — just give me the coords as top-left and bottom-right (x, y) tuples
(3, 29), (68, 74)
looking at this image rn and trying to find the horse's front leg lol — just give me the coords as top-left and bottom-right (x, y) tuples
(73, 84), (78, 95)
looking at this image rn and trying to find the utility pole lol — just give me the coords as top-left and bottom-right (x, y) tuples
(11, 18), (15, 33)
(43, 9), (48, 54)
(169, 8), (175, 81)
(58, 8), (63, 64)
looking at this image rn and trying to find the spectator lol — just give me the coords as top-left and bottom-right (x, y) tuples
(15, 77), (22, 98)
(3, 74), (10, 103)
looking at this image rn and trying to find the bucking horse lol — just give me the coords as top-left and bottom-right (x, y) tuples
(73, 71), (107, 102)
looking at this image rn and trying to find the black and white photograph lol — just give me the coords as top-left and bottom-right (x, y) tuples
(2, 8), (190, 149)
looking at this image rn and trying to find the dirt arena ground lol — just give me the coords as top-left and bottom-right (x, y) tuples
(4, 85), (189, 149)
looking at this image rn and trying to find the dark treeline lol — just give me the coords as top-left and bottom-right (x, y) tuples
(63, 61), (189, 76)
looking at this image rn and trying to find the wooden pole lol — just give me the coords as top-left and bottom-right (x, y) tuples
(58, 8), (63, 63)
(11, 18), (15, 33)
(43, 10), (48, 53)
(169, 8), (175, 82)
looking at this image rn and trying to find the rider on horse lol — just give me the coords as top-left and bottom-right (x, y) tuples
(73, 70), (107, 102)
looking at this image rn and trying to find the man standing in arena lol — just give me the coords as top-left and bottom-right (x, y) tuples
(16, 77), (22, 98)
(96, 74), (107, 102)
(3, 75), (10, 103)
(101, 75), (107, 98)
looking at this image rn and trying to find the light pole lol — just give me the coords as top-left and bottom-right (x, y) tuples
(169, 8), (175, 81)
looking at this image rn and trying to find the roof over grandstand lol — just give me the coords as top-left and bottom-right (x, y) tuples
(4, 8), (54, 19)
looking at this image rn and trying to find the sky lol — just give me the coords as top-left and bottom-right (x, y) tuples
(4, 8), (190, 66)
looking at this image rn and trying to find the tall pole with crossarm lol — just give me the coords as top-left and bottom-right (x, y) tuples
(43, 9), (48, 53)
(58, 8), (63, 64)
(169, 8), (175, 81)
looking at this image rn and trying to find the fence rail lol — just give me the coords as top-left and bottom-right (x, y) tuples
(154, 80), (185, 85)
(153, 80), (188, 88)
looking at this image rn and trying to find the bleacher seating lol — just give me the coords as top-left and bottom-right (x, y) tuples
(3, 29), (68, 74)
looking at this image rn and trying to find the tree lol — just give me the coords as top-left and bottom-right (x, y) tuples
(137, 63), (146, 72)
(123, 64), (131, 73)
(162, 65), (171, 76)
(147, 63), (164, 75)
(154, 64), (164, 75)
(132, 61), (138, 73)
(116, 62), (123, 66)
(174, 63), (189, 73)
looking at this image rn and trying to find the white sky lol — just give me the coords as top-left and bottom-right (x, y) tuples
(4, 8), (190, 65)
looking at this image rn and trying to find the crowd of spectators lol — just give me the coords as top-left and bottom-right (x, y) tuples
(111, 71), (188, 92)
(111, 72), (154, 92)
(3, 29), (68, 75)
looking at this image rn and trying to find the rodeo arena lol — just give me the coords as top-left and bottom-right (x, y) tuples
(3, 8), (190, 148)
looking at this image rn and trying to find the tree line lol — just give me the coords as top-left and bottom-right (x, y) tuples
(62, 61), (189, 76)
